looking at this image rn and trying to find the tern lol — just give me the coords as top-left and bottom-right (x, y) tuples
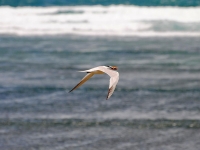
(69, 66), (119, 99)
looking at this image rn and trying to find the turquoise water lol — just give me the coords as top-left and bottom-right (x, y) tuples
(0, 35), (200, 149)
(0, 0), (200, 6)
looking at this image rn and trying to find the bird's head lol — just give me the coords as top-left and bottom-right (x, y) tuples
(107, 66), (118, 70)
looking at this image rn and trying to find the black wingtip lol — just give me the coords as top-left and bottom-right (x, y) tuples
(68, 89), (73, 93)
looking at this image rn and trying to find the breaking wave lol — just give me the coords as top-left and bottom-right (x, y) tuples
(1, 5), (200, 36)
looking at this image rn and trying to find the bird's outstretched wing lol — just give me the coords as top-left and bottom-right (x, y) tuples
(69, 73), (94, 92)
(106, 74), (119, 99)
(94, 66), (119, 100)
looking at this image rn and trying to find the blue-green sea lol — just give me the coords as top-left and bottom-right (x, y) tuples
(1, 4), (200, 150)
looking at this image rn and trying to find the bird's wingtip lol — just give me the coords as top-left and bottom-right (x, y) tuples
(106, 95), (110, 100)
(68, 89), (73, 93)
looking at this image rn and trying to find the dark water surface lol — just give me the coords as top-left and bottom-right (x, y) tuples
(0, 35), (200, 150)
(1, 0), (200, 7)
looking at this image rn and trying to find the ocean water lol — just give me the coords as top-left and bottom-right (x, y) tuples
(0, 0), (200, 6)
(1, 5), (200, 150)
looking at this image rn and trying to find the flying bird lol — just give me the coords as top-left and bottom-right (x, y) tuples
(69, 66), (119, 99)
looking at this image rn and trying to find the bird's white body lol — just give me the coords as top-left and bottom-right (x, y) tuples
(69, 66), (119, 99)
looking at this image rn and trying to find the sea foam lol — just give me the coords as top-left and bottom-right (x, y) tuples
(0, 5), (200, 36)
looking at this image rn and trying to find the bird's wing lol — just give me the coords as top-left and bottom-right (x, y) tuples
(95, 66), (119, 99)
(106, 74), (119, 99)
(69, 73), (94, 92)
